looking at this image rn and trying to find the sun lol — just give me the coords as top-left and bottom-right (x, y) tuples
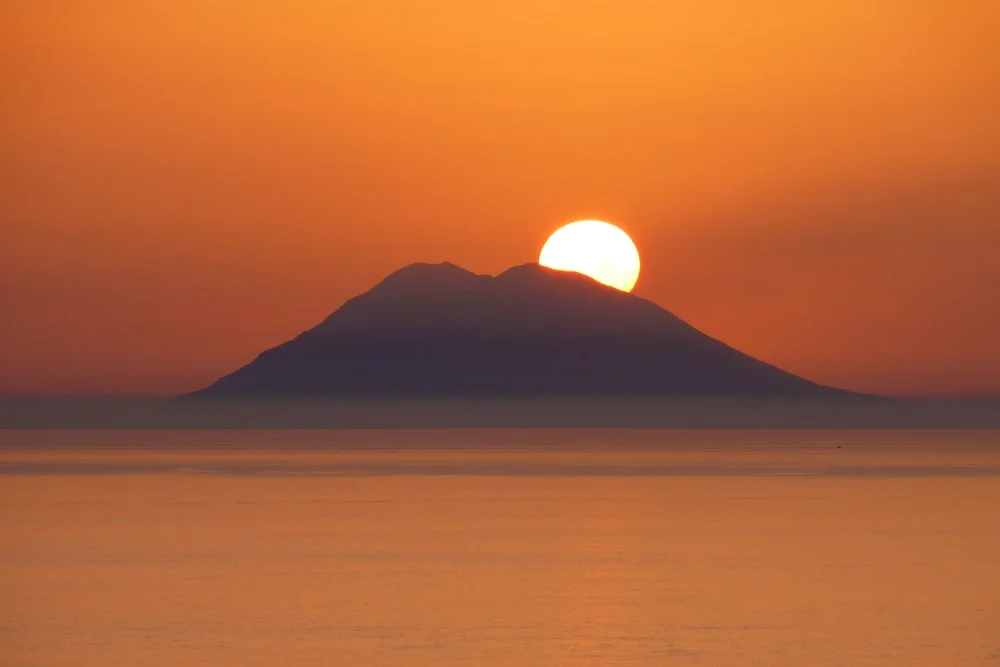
(538, 220), (640, 292)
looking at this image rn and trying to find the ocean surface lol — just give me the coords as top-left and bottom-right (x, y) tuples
(2, 428), (999, 666)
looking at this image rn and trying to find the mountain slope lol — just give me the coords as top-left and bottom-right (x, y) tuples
(186, 262), (854, 397)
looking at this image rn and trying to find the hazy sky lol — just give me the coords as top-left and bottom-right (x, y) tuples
(2, 1), (998, 396)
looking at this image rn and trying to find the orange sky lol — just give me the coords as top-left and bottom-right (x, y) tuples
(2, 1), (998, 396)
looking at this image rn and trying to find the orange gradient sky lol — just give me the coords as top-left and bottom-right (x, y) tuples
(2, 1), (999, 396)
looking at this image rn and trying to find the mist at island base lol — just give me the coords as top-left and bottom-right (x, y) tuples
(2, 428), (999, 666)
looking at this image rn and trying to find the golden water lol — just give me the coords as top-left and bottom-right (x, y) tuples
(2, 429), (998, 666)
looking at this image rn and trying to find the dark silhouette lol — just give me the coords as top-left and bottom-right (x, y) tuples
(186, 262), (856, 398)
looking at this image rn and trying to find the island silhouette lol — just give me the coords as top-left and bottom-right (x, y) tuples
(185, 262), (855, 398)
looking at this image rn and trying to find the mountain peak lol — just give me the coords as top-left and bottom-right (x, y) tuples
(495, 262), (548, 279)
(377, 261), (484, 286)
(187, 261), (855, 398)
(496, 262), (632, 295)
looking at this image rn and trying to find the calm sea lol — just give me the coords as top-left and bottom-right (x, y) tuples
(2, 428), (998, 666)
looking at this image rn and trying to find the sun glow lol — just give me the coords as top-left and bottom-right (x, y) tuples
(538, 220), (640, 292)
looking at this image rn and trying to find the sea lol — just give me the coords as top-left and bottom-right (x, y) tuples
(1, 401), (999, 666)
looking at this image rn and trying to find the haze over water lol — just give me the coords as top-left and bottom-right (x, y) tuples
(2, 428), (998, 666)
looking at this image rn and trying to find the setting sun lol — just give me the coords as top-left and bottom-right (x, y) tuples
(538, 220), (641, 292)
